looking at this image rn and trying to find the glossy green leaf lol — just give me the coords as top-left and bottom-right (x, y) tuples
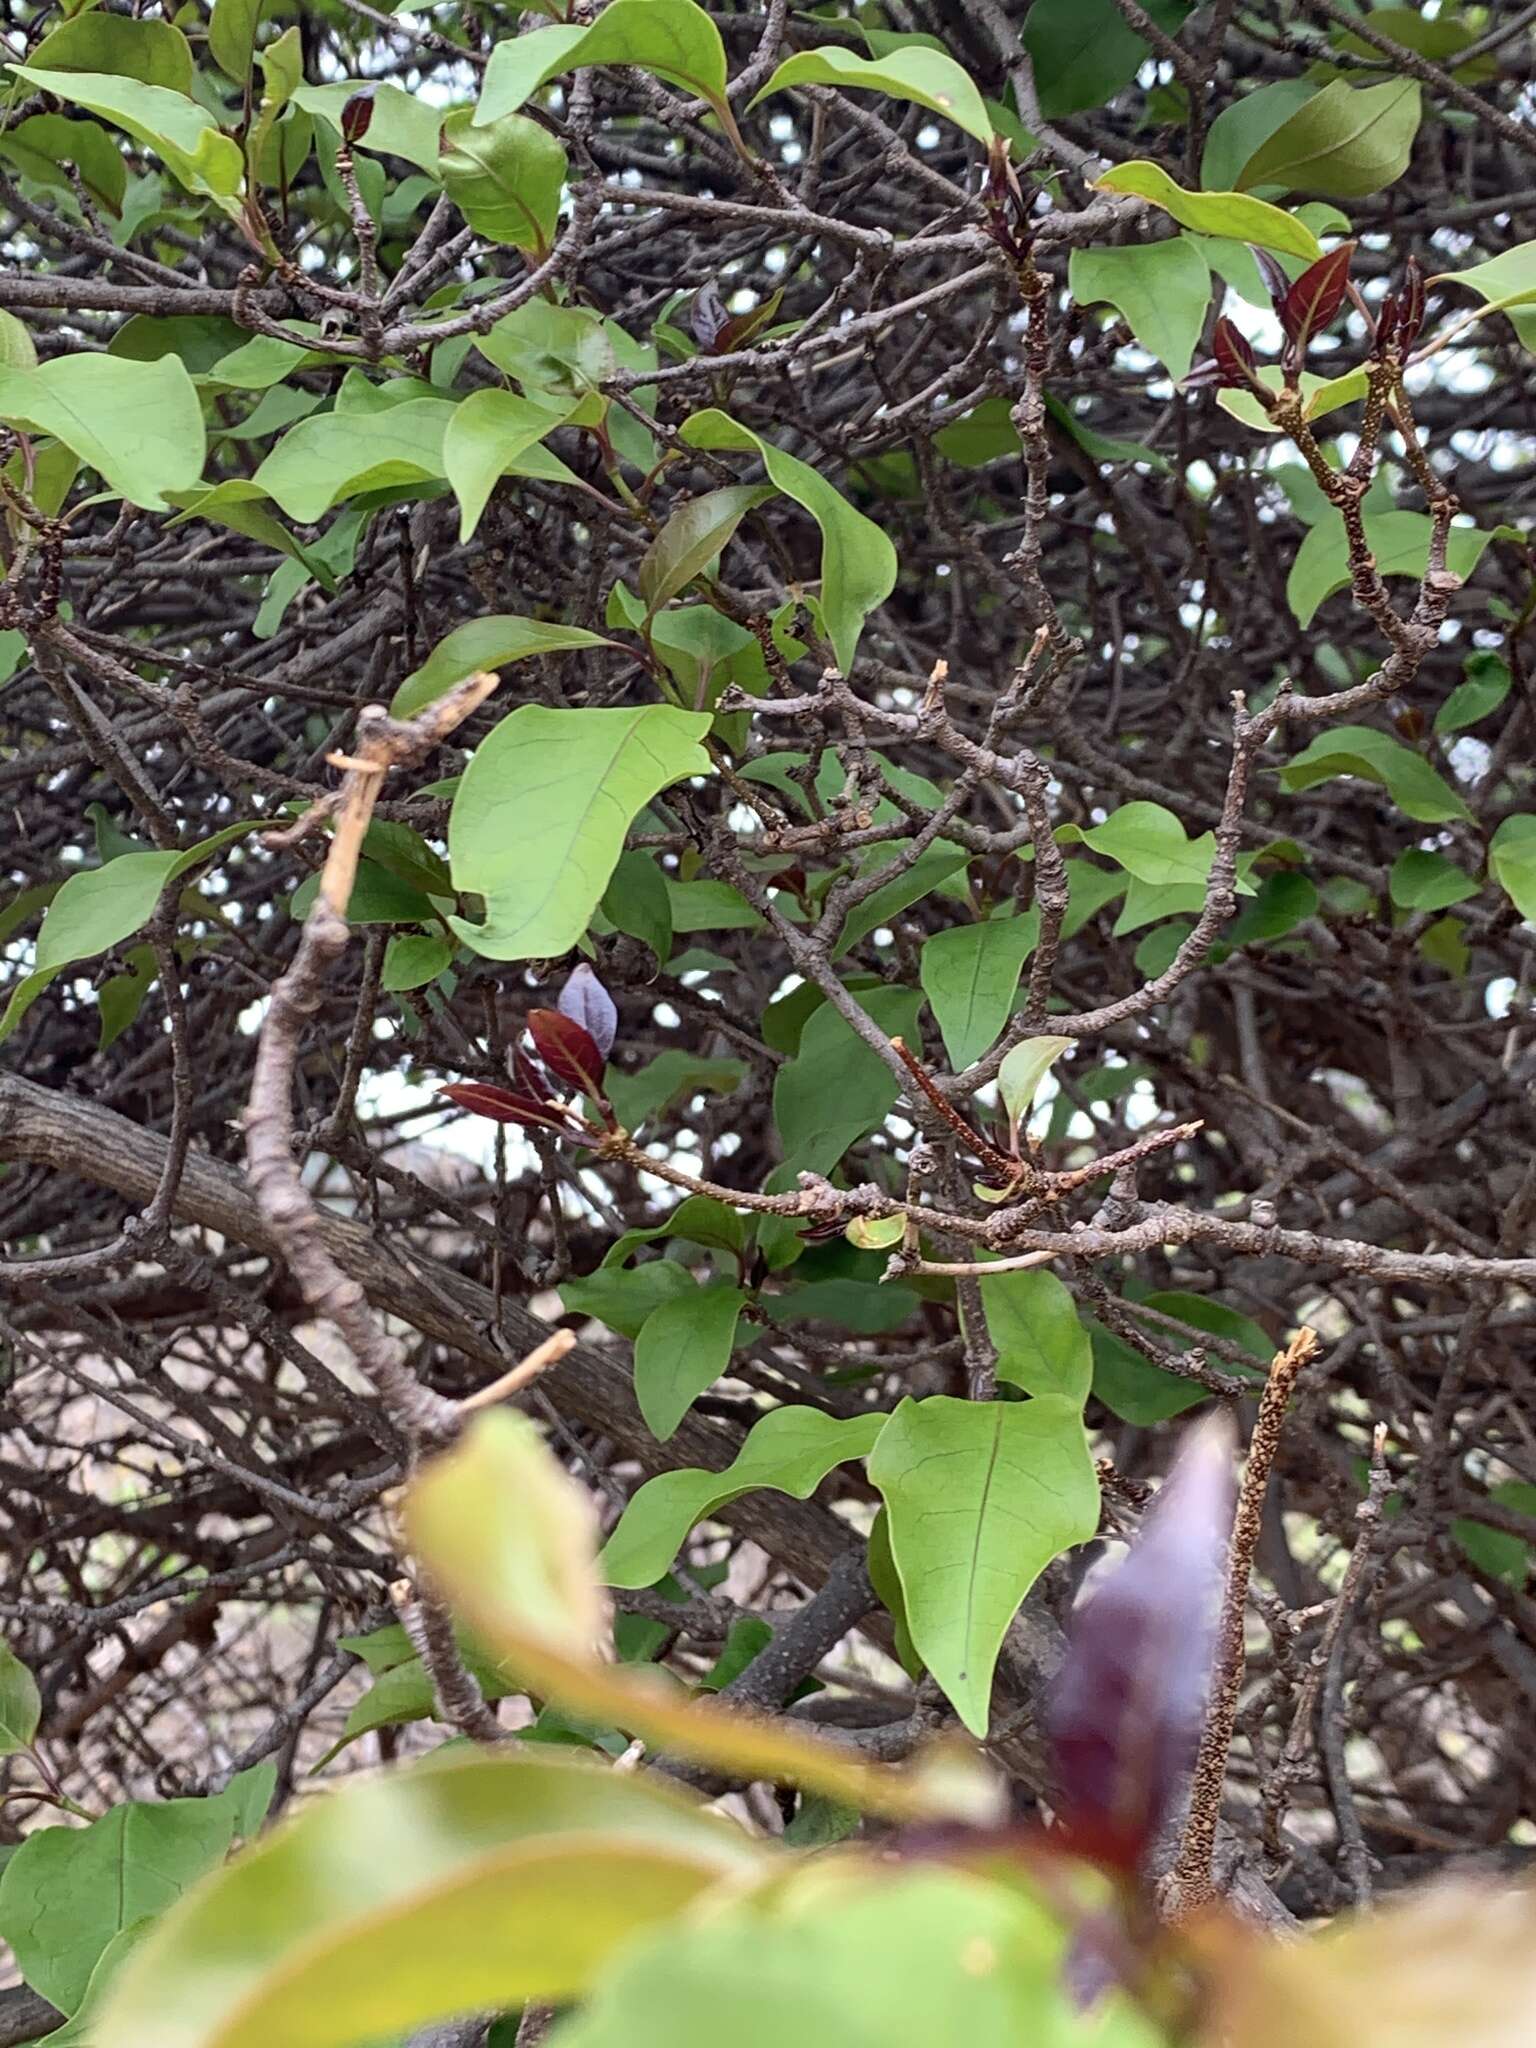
(1024, 0), (1189, 120)
(679, 410), (896, 671)
(381, 933), (454, 991)
(0, 1640), (40, 1755)
(1287, 509), (1494, 628)
(1490, 815), (1536, 920)
(1389, 850), (1479, 913)
(1279, 725), (1472, 824)
(439, 108), (567, 255)
(1094, 161), (1322, 259)
(869, 1395), (1099, 1736)
(1436, 651), (1511, 734)
(0, 351), (204, 510)
(391, 612), (611, 719)
(638, 485), (774, 614)
(448, 705), (712, 959)
(442, 388), (579, 542)
(252, 399), (451, 522)
(0, 1768), (272, 2016)
(29, 13), (193, 92)
(772, 983), (922, 1173)
(96, 1752), (758, 2048)
(752, 46), (994, 145)
(601, 849), (672, 960)
(600, 1407), (887, 1588)
(1232, 79), (1422, 199)
(293, 81), (447, 175)
(0, 823), (254, 1043)
(475, 0), (727, 127)
(920, 914), (1038, 1072)
(10, 69), (243, 201)
(1068, 237), (1211, 382)
(634, 1283), (747, 1441)
(978, 1265), (1092, 1400)
(996, 1035), (1074, 1130)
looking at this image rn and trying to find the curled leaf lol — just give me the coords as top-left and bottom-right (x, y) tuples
(845, 1213), (907, 1252)
(995, 1034), (1074, 1135)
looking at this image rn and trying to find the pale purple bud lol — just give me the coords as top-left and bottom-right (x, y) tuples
(557, 962), (618, 1061)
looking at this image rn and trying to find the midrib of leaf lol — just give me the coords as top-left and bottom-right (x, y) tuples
(959, 1408), (1005, 1689)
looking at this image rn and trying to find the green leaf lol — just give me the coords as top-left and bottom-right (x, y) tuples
(293, 81), (448, 175)
(1490, 815), (1536, 920)
(475, 0), (727, 127)
(600, 1407), (887, 1588)
(1226, 868), (1319, 945)
(96, 1751), (759, 2048)
(0, 1782), (263, 2016)
(996, 1035), (1074, 1130)
(678, 410), (896, 671)
(208, 0), (269, 85)
(1279, 724), (1472, 824)
(978, 1266), (1092, 1400)
(1093, 161), (1322, 259)
(448, 704), (712, 960)
(1232, 79), (1422, 199)
(0, 112), (128, 217)
(556, 1866), (1094, 2048)
(920, 914), (1039, 1072)
(1454, 1482), (1536, 1588)
(29, 13), (193, 92)
(601, 849), (672, 961)
(391, 613), (611, 719)
(1389, 850), (1479, 913)
(1286, 508), (1495, 628)
(1435, 242), (1536, 341)
(606, 1052), (746, 1133)
(35, 1922), (152, 2047)
(835, 841), (970, 958)
(751, 46), (994, 146)
(845, 1213), (906, 1252)
(439, 107), (567, 255)
(381, 933), (454, 991)
(1077, 800), (1220, 886)
(1024, 0), (1190, 119)
(1090, 1291), (1267, 1423)
(0, 352), (204, 511)
(1201, 79), (1316, 193)
(1437, 651), (1511, 734)
(868, 1395), (1099, 1737)
(252, 399), (452, 522)
(0, 824), (255, 1043)
(442, 388), (579, 542)
(0, 1640), (40, 1755)
(1068, 235), (1211, 381)
(638, 485), (774, 614)
(10, 69), (244, 202)
(563, 1258), (697, 1342)
(634, 1284), (747, 1441)
(772, 983), (923, 1173)
(165, 479), (335, 583)
(1215, 361), (1370, 430)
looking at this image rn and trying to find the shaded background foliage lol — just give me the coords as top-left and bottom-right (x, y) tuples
(3, 0), (1536, 2036)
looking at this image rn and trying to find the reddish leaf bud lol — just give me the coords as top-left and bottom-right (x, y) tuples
(439, 1082), (575, 1134)
(1279, 241), (1355, 351)
(1211, 316), (1261, 391)
(1396, 253), (1427, 352)
(527, 1008), (606, 1097)
(1047, 1412), (1236, 1874)
(341, 87), (376, 145)
(1249, 245), (1291, 311)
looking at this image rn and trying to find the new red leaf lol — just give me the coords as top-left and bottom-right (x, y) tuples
(527, 1009), (606, 1097)
(1279, 241), (1356, 350)
(439, 1082), (573, 1133)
